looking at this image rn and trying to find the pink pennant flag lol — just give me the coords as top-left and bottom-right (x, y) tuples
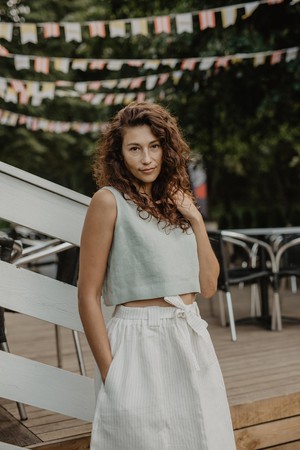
(19, 114), (27, 125)
(88, 21), (106, 38)
(270, 50), (282, 65)
(19, 91), (29, 105)
(158, 73), (169, 85)
(20, 24), (38, 44)
(88, 81), (102, 90)
(0, 23), (13, 41)
(181, 59), (197, 70)
(44, 23), (60, 38)
(89, 60), (106, 70)
(127, 60), (143, 67)
(198, 10), (216, 31)
(215, 57), (230, 68)
(34, 57), (50, 74)
(81, 93), (94, 103)
(0, 44), (9, 57)
(11, 80), (26, 93)
(136, 92), (146, 102)
(64, 23), (82, 42)
(154, 16), (171, 34)
(104, 93), (115, 105)
(129, 77), (143, 89)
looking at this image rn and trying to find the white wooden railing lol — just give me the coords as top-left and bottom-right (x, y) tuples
(0, 162), (110, 448)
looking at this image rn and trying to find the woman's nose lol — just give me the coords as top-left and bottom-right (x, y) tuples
(141, 149), (151, 164)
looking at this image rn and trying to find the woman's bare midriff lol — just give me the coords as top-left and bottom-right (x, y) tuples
(121, 292), (196, 307)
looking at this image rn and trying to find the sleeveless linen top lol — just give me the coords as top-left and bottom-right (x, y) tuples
(101, 186), (200, 306)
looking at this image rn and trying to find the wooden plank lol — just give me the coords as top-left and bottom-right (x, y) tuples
(0, 352), (95, 422)
(264, 441), (300, 450)
(231, 392), (300, 428)
(0, 170), (90, 246)
(0, 261), (83, 331)
(28, 434), (90, 450)
(234, 416), (300, 449)
(0, 405), (41, 447)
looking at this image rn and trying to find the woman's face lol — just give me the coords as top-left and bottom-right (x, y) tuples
(121, 125), (163, 195)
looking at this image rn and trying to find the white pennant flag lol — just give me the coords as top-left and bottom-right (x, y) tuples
(0, 23), (13, 41)
(242, 2), (259, 19)
(14, 55), (30, 71)
(118, 78), (131, 89)
(109, 20), (126, 37)
(41, 82), (55, 99)
(106, 60), (124, 71)
(175, 13), (193, 34)
(221, 6), (238, 28)
(144, 60), (160, 70)
(64, 23), (82, 42)
(254, 53), (266, 66)
(131, 18), (148, 36)
(20, 24), (38, 44)
(146, 75), (158, 90)
(72, 59), (88, 71)
(101, 79), (118, 89)
(91, 94), (105, 105)
(54, 58), (70, 73)
(286, 47), (298, 62)
(114, 93), (125, 104)
(5, 87), (18, 104)
(161, 59), (178, 68)
(74, 82), (87, 94)
(199, 57), (215, 70)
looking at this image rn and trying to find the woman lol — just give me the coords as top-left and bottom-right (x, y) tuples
(78, 102), (236, 450)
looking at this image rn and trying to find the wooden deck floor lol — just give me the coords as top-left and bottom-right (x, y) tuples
(1, 285), (300, 449)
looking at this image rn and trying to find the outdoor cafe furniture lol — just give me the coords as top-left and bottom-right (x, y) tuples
(209, 227), (300, 341)
(208, 230), (276, 341)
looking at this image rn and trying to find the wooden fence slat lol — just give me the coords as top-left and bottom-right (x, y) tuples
(0, 169), (90, 246)
(0, 261), (83, 332)
(0, 352), (95, 422)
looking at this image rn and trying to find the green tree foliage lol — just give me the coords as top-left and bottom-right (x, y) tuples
(0, 0), (299, 226)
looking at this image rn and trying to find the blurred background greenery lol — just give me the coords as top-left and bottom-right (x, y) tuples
(0, 0), (299, 228)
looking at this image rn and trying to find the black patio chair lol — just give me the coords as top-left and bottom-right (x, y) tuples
(208, 230), (276, 341)
(272, 235), (300, 330)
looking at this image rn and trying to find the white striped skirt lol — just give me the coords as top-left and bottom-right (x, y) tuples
(91, 295), (236, 450)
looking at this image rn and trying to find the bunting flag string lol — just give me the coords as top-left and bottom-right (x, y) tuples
(0, 71), (177, 104)
(0, 107), (107, 134)
(0, 45), (298, 74)
(0, 0), (291, 43)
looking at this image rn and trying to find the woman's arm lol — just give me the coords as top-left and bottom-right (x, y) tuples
(77, 189), (117, 382)
(174, 192), (219, 298)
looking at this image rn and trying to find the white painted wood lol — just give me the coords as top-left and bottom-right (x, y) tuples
(0, 352), (95, 422)
(0, 162), (89, 205)
(0, 172), (90, 246)
(0, 261), (83, 332)
(0, 443), (28, 450)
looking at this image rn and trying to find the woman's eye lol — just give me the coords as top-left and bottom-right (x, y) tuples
(129, 147), (139, 152)
(152, 143), (161, 149)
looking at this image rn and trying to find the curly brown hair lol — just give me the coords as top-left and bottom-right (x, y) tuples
(93, 101), (195, 230)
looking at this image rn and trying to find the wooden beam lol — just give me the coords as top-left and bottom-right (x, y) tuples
(0, 352), (95, 422)
(28, 434), (90, 450)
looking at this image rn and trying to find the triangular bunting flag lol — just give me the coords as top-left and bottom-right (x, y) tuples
(64, 23), (82, 42)
(44, 23), (60, 38)
(221, 6), (238, 28)
(0, 23), (13, 41)
(154, 16), (171, 34)
(89, 21), (106, 38)
(54, 58), (70, 73)
(131, 18), (148, 36)
(34, 57), (50, 74)
(20, 24), (38, 44)
(175, 13), (193, 34)
(198, 11), (216, 31)
(14, 55), (30, 71)
(109, 20), (126, 37)
(286, 47), (298, 62)
(242, 2), (259, 19)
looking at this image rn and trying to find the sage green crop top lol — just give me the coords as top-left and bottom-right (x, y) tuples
(101, 186), (200, 306)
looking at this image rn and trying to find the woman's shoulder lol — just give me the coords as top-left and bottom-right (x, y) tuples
(91, 187), (117, 210)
